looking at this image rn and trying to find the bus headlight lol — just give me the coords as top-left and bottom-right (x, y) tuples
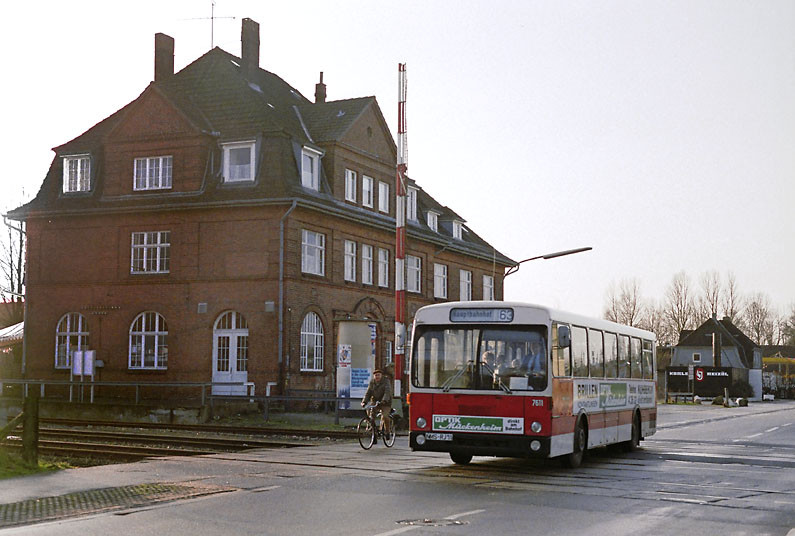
(530, 440), (541, 451)
(416, 434), (426, 446)
(531, 421), (542, 433)
(416, 417), (427, 429)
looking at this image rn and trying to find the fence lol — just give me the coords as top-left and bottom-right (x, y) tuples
(0, 380), (363, 425)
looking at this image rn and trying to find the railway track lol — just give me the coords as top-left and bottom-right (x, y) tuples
(1, 418), (358, 462)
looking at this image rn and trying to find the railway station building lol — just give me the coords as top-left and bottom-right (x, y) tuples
(6, 18), (513, 401)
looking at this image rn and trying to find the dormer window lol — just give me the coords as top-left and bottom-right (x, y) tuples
(453, 220), (463, 240)
(362, 176), (374, 208)
(302, 147), (321, 190)
(134, 156), (172, 190)
(62, 155), (91, 193)
(407, 187), (418, 221)
(223, 141), (256, 183)
(345, 169), (357, 202)
(427, 211), (439, 232)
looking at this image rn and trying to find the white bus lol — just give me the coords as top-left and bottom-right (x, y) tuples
(408, 302), (656, 467)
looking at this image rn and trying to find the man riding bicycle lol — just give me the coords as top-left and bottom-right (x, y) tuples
(361, 369), (393, 437)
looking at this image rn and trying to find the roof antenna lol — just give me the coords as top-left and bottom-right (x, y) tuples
(183, 1), (236, 49)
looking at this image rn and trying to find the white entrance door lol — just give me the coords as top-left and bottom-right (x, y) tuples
(212, 311), (249, 395)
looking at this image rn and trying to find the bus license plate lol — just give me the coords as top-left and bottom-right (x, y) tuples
(426, 432), (453, 441)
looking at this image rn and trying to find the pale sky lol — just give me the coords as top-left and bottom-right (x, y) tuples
(2, 1), (793, 318)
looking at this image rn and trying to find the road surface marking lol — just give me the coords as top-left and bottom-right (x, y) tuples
(373, 509), (485, 536)
(765, 427), (779, 433)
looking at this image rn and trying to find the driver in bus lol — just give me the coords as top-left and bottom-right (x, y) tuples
(523, 341), (545, 374)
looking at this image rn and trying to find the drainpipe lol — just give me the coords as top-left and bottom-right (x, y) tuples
(278, 201), (297, 393)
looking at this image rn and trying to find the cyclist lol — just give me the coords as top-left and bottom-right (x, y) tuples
(361, 369), (393, 437)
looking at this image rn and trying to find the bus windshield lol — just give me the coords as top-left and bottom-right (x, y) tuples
(412, 325), (548, 392)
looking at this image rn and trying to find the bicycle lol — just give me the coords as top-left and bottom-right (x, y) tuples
(357, 403), (396, 449)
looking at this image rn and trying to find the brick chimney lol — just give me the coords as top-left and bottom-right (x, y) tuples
(154, 33), (174, 82)
(241, 18), (260, 76)
(315, 72), (326, 103)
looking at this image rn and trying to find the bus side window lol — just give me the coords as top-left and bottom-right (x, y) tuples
(604, 332), (618, 378)
(588, 329), (604, 378)
(551, 322), (571, 377)
(571, 326), (588, 377)
(618, 335), (630, 378)
(631, 337), (642, 379)
(642, 340), (654, 379)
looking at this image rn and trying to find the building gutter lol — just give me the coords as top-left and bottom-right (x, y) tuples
(278, 200), (298, 393)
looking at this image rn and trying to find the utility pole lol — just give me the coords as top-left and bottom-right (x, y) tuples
(394, 63), (408, 405)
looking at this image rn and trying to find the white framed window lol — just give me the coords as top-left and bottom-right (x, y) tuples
(131, 231), (170, 274)
(362, 175), (374, 207)
(378, 182), (390, 213)
(301, 229), (325, 276)
(693, 352), (701, 363)
(300, 312), (324, 371)
(483, 275), (495, 300)
(460, 269), (472, 300)
(55, 313), (88, 369)
(427, 211), (439, 232)
(407, 187), (418, 221)
(453, 220), (464, 240)
(345, 169), (357, 202)
(134, 156), (172, 190)
(223, 141), (256, 182)
(385, 340), (393, 365)
(407, 254), (422, 293)
(434, 263), (447, 299)
(362, 244), (373, 285)
(344, 240), (357, 282)
(129, 311), (168, 369)
(62, 155), (91, 193)
(301, 147), (321, 190)
(378, 248), (389, 287)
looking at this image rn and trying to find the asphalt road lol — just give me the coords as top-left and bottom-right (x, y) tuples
(2, 401), (794, 536)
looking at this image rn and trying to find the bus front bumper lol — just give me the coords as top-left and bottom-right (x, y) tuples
(410, 431), (550, 458)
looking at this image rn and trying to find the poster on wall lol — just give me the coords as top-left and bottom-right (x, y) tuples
(337, 344), (352, 409)
(351, 368), (371, 398)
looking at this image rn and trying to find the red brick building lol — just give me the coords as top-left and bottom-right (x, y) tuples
(7, 19), (513, 399)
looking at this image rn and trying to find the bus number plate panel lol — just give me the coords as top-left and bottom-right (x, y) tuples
(425, 432), (453, 441)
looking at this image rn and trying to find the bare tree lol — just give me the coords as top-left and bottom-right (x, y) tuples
(721, 271), (743, 322)
(697, 270), (721, 319)
(743, 292), (775, 345)
(639, 299), (675, 346)
(664, 271), (696, 339)
(0, 218), (25, 326)
(783, 304), (795, 346)
(603, 278), (644, 327)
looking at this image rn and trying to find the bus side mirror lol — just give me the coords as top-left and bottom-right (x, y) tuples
(557, 325), (571, 348)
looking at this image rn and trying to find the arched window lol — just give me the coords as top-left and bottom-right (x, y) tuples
(300, 312), (324, 371)
(129, 312), (168, 369)
(55, 313), (88, 369)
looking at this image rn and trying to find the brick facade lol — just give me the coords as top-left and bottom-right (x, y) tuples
(9, 19), (513, 400)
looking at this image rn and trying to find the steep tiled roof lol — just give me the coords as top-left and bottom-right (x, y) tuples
(7, 44), (513, 267)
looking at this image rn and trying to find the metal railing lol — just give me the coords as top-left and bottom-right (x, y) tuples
(0, 379), (366, 425)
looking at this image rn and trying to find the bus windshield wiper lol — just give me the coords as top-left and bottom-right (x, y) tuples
(442, 360), (474, 392)
(480, 362), (512, 393)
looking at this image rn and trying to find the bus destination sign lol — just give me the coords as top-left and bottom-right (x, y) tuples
(450, 308), (514, 323)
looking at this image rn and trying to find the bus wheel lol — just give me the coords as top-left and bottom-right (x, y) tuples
(622, 412), (641, 452)
(562, 419), (587, 468)
(450, 451), (473, 465)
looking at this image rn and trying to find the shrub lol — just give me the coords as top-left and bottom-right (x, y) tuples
(729, 380), (754, 399)
(712, 395), (724, 405)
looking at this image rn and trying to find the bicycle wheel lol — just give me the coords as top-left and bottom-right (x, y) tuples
(382, 416), (396, 448)
(357, 417), (375, 450)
